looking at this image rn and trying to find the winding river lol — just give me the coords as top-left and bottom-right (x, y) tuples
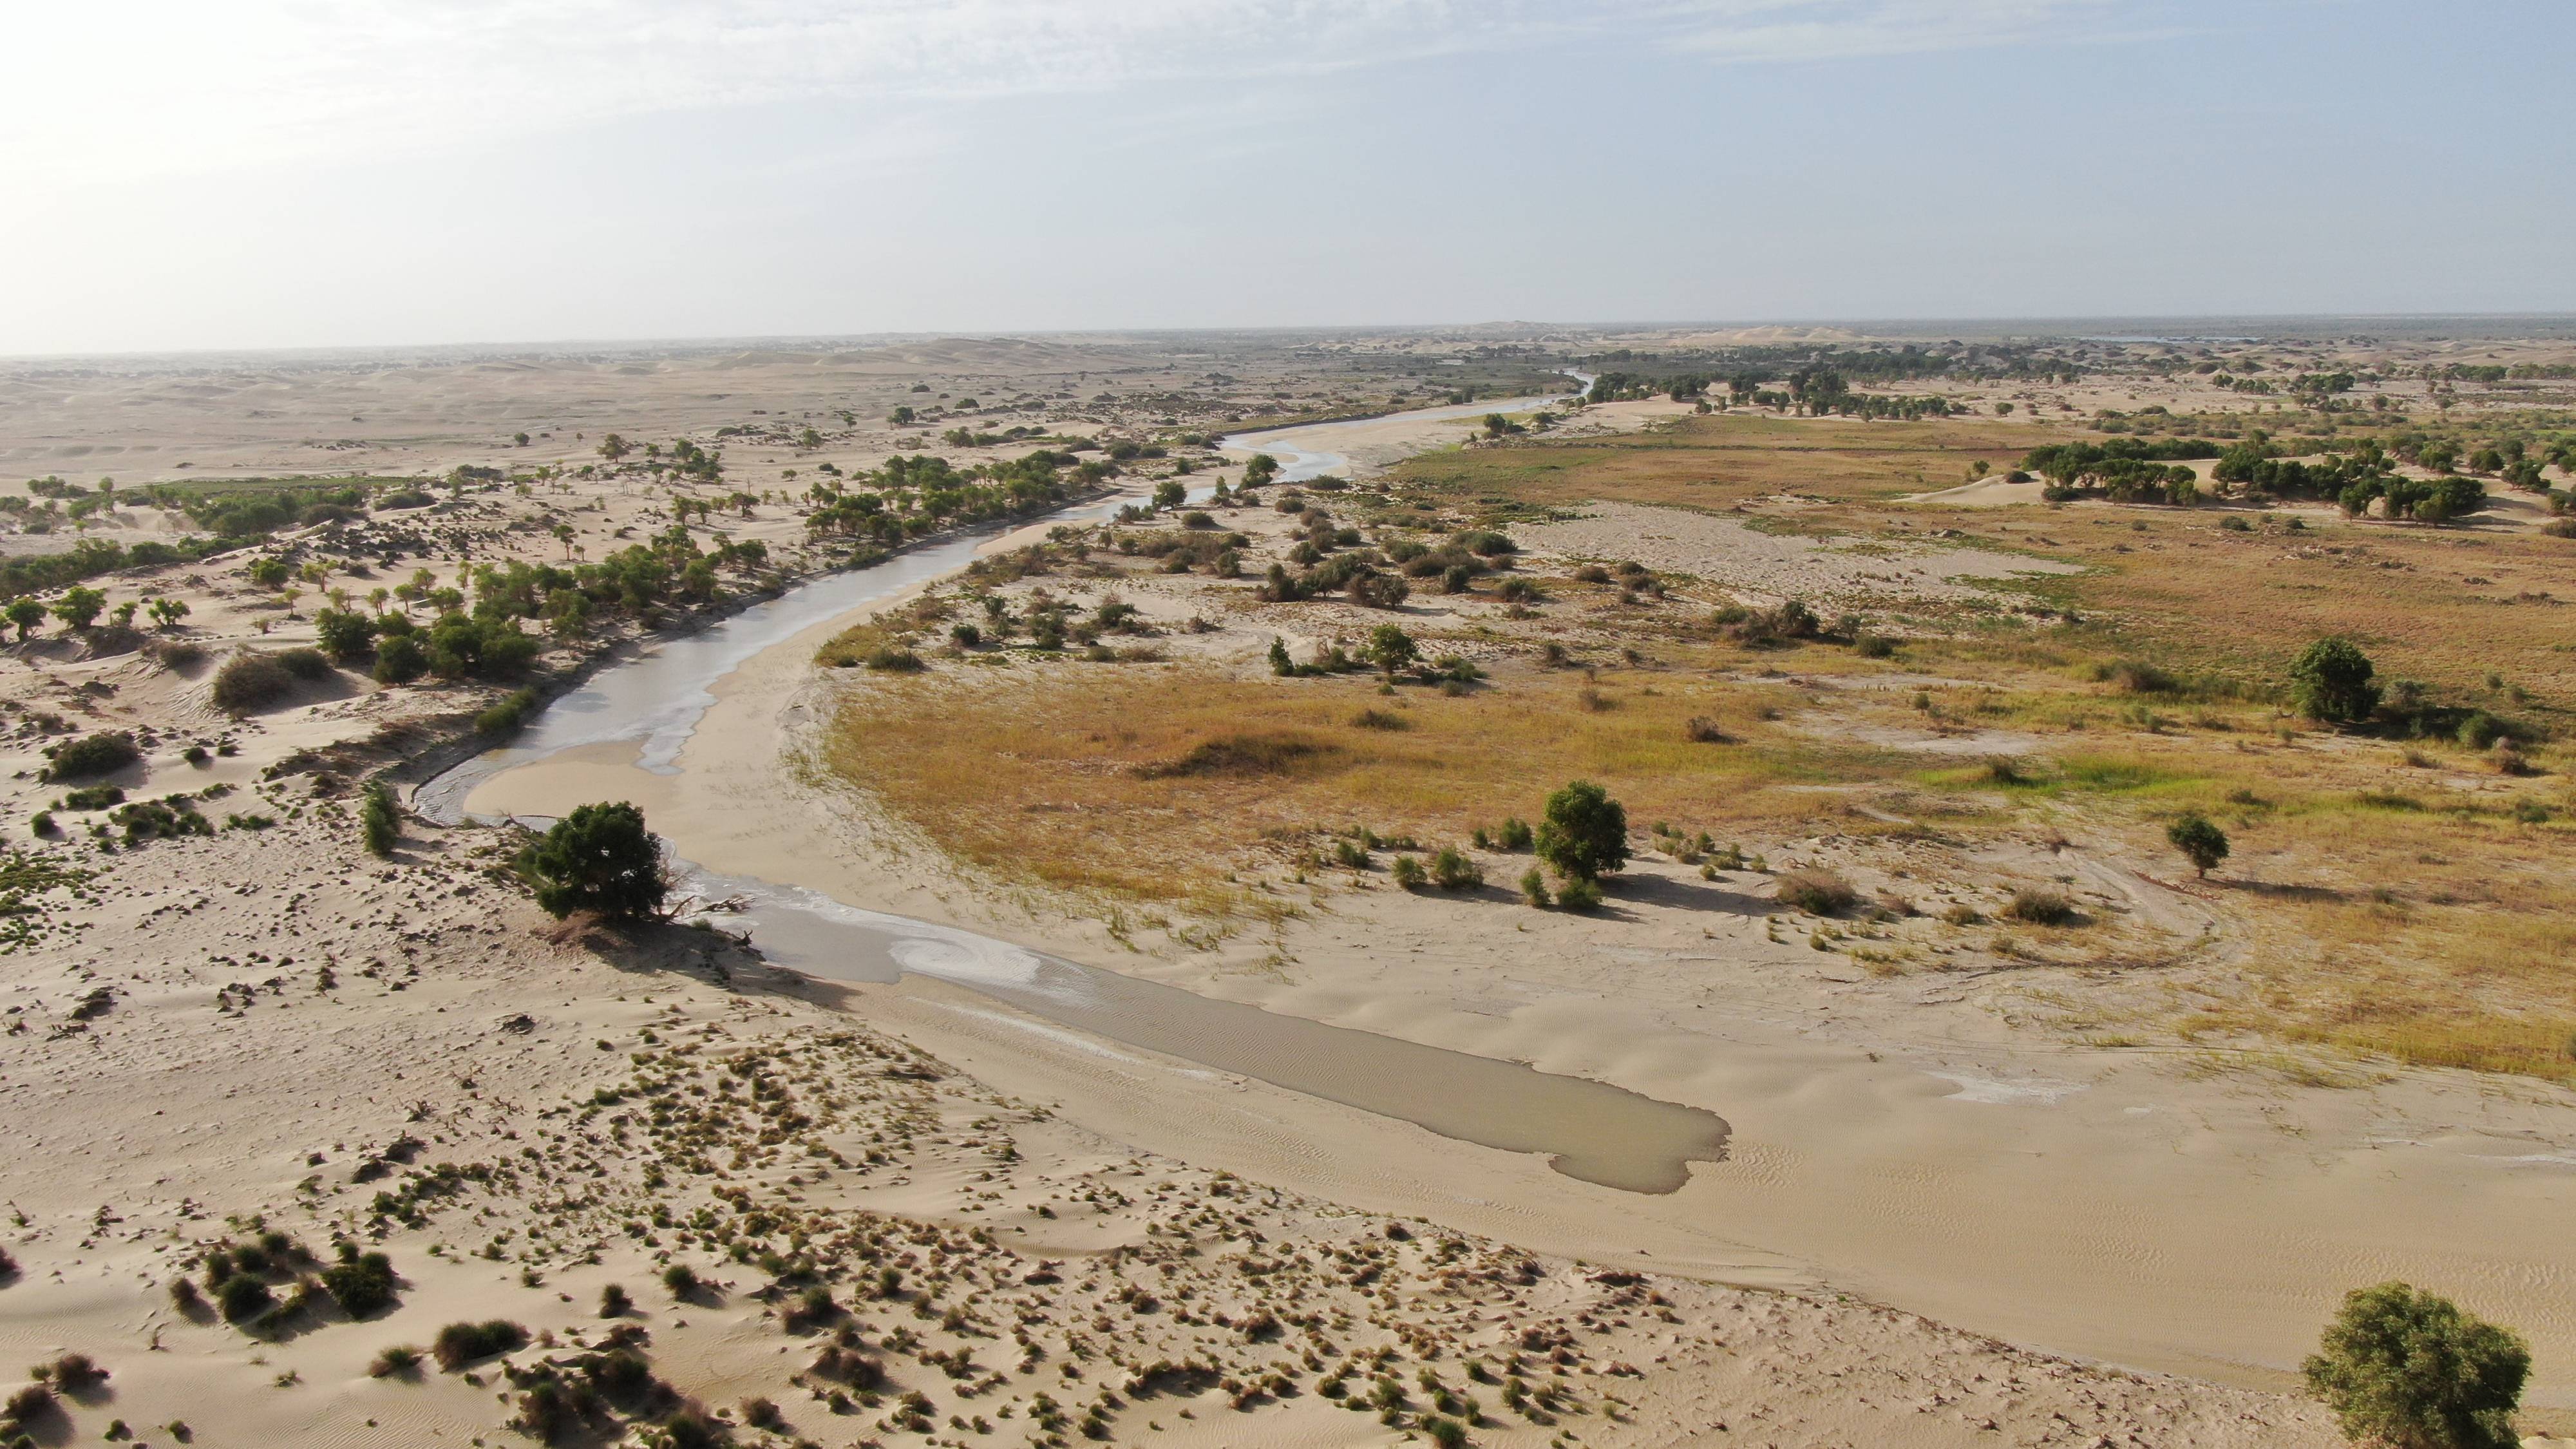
(415, 377), (1736, 1195)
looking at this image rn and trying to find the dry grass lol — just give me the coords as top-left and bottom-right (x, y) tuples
(821, 660), (1875, 903)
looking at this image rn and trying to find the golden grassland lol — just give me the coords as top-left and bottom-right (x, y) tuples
(817, 410), (2576, 1082)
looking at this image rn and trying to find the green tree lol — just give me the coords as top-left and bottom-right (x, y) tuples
(246, 556), (291, 589)
(5, 598), (45, 641)
(522, 802), (668, 920)
(1534, 779), (1629, 883)
(598, 433), (630, 462)
(1364, 624), (1417, 679)
(1152, 480), (1186, 509)
(2165, 812), (2230, 877)
(2290, 637), (2382, 723)
(2302, 1282), (2527, 1449)
(51, 585), (105, 630)
(147, 596), (191, 629)
(1267, 636), (1294, 677)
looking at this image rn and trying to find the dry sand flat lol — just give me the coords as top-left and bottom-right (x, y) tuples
(462, 500), (2576, 1416)
(1513, 500), (2086, 605)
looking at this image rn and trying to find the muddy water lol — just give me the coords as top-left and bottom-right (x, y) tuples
(422, 386), (1730, 1194)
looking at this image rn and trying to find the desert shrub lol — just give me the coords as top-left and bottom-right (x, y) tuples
(663, 1406), (724, 1449)
(1390, 854), (1427, 889)
(43, 732), (138, 781)
(1725, 598), (1819, 647)
(211, 653), (296, 712)
(320, 1247), (397, 1317)
(741, 1396), (784, 1429)
(431, 1318), (527, 1372)
(1534, 780), (1628, 882)
(1555, 876), (1604, 911)
(1940, 902), (1982, 926)
(0, 1247), (15, 1280)
(1352, 707), (1408, 731)
(45, 1354), (107, 1392)
(599, 1283), (632, 1318)
(360, 781), (398, 857)
(314, 609), (377, 663)
(477, 687), (540, 735)
(370, 1344), (424, 1378)
(522, 802), (667, 920)
(111, 797), (212, 844)
(2104, 659), (2177, 694)
(1684, 715), (1730, 743)
(371, 632), (428, 684)
(2003, 888), (2077, 926)
(662, 1263), (700, 1298)
(1854, 633), (1896, 658)
(2290, 637), (2381, 723)
(1431, 846), (1483, 890)
(2455, 711), (2509, 750)
(58, 784), (124, 811)
(144, 637), (206, 670)
(1774, 868), (1858, 916)
(1423, 1416), (1470, 1449)
(866, 644), (925, 671)
(1495, 576), (1543, 603)
(2302, 1282), (2527, 1449)
(276, 646), (333, 681)
(810, 1345), (884, 1388)
(214, 1273), (274, 1324)
(1140, 732), (1331, 779)
(1519, 867), (1551, 907)
(2166, 813), (2230, 877)
(3, 1382), (54, 1429)
(1332, 837), (1370, 869)
(1495, 817), (1533, 851)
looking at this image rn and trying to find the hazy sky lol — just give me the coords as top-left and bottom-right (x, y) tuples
(6, 1), (2571, 355)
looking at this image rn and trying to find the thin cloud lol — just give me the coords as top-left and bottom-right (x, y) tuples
(3, 0), (2146, 188)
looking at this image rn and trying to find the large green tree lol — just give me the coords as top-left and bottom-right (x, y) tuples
(1535, 780), (1629, 883)
(523, 802), (668, 920)
(2303, 1282), (2526, 1449)
(2290, 637), (2381, 723)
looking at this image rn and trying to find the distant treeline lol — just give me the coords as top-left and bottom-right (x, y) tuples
(2018, 435), (2490, 520)
(1587, 366), (1966, 419)
(1577, 342), (2080, 388)
(0, 476), (424, 601)
(805, 449), (1110, 545)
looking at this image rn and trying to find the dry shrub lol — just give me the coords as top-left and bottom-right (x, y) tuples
(1685, 715), (1731, 743)
(1137, 732), (1334, 779)
(1774, 868), (1857, 916)
(2003, 888), (2077, 926)
(211, 652), (297, 712)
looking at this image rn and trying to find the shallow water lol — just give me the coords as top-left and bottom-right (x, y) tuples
(422, 384), (1731, 1193)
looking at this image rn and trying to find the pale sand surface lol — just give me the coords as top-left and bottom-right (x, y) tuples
(466, 514), (2576, 1410)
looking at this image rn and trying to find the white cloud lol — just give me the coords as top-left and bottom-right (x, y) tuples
(3, 0), (2132, 188)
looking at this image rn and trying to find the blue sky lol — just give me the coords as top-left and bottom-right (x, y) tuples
(5, 1), (2570, 354)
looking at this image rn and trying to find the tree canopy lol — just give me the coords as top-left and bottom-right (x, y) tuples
(522, 802), (668, 921)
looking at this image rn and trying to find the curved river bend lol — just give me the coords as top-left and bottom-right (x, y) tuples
(421, 379), (1731, 1194)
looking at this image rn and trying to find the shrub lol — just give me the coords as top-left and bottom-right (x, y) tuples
(1555, 876), (1604, 911)
(522, 802), (668, 920)
(215, 1273), (274, 1324)
(2290, 637), (2381, 723)
(372, 632), (428, 685)
(276, 646), (333, 681)
(1390, 855), (1427, 890)
(319, 1249), (397, 1317)
(314, 609), (377, 663)
(1352, 707), (1408, 731)
(42, 732), (138, 781)
(2105, 659), (2177, 694)
(476, 688), (540, 735)
(1854, 633), (1896, 658)
(1519, 867), (1551, 907)
(1774, 868), (1858, 916)
(46, 1354), (107, 1392)
(1430, 847), (1483, 890)
(1685, 715), (1730, 743)
(2302, 1282), (2527, 1449)
(431, 1318), (527, 1372)
(369, 1345), (424, 1378)
(4, 1382), (55, 1429)
(662, 1263), (700, 1298)
(58, 784), (123, 811)
(1534, 780), (1628, 882)
(599, 1283), (632, 1318)
(2166, 813), (2230, 878)
(360, 781), (398, 858)
(211, 653), (296, 712)
(865, 645), (925, 672)
(1495, 817), (1533, 851)
(2455, 711), (2509, 750)
(2003, 888), (2077, 926)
